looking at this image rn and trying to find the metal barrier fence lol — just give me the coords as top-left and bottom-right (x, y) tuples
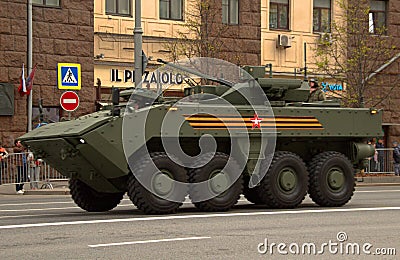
(0, 149), (395, 189)
(365, 148), (395, 174)
(0, 152), (68, 189)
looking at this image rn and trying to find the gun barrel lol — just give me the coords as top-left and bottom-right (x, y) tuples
(157, 59), (235, 87)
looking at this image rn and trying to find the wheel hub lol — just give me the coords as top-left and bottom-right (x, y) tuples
(278, 168), (297, 192)
(152, 171), (174, 196)
(327, 168), (345, 190)
(209, 171), (229, 194)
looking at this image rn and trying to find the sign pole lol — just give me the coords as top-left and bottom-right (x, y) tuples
(27, 0), (33, 131)
(134, 0), (143, 89)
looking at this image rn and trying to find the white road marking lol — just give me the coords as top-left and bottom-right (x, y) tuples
(0, 198), (133, 207)
(0, 206), (399, 230)
(356, 190), (400, 193)
(0, 201), (74, 207)
(0, 199), (247, 215)
(0, 206), (79, 212)
(0, 212), (82, 219)
(0, 189), (397, 208)
(0, 189), (397, 218)
(0, 189), (399, 213)
(0, 204), (133, 212)
(88, 236), (211, 248)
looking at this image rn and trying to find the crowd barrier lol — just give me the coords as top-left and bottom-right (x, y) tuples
(365, 148), (396, 174)
(0, 149), (396, 189)
(0, 152), (68, 189)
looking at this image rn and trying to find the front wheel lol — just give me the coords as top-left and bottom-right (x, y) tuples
(308, 151), (355, 207)
(69, 178), (124, 212)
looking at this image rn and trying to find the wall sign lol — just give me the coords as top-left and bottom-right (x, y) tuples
(110, 69), (184, 85)
(321, 82), (343, 92)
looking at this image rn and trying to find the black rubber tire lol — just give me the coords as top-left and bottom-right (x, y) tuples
(127, 152), (187, 214)
(243, 174), (264, 205)
(308, 151), (355, 207)
(189, 152), (243, 212)
(69, 178), (124, 212)
(256, 151), (308, 208)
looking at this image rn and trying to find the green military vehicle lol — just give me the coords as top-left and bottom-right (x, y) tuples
(19, 59), (382, 214)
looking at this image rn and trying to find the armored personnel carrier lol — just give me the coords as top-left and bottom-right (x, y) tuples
(19, 59), (382, 214)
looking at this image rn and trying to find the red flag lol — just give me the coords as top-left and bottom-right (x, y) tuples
(17, 63), (26, 96)
(25, 64), (37, 96)
(17, 63), (37, 96)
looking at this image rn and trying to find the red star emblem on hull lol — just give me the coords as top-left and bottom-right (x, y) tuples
(251, 113), (262, 129)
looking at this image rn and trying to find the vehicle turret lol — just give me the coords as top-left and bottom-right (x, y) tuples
(158, 59), (312, 105)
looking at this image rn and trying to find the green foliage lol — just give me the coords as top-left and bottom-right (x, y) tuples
(163, 0), (229, 62)
(313, 0), (398, 108)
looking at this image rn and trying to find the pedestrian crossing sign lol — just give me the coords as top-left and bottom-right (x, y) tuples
(58, 63), (81, 90)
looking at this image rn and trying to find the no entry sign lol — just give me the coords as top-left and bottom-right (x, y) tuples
(60, 91), (79, 112)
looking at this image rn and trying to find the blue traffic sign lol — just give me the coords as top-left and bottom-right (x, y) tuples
(58, 63), (81, 90)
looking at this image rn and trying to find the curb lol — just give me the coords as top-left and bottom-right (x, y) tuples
(355, 176), (400, 186)
(356, 182), (400, 187)
(0, 185), (70, 196)
(23, 189), (70, 195)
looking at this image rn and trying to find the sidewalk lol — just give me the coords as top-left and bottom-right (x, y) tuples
(0, 181), (70, 195)
(1, 176), (400, 196)
(355, 175), (400, 186)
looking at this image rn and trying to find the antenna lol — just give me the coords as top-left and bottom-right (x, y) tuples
(304, 42), (308, 80)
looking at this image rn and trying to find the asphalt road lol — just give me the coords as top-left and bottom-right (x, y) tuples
(0, 186), (399, 259)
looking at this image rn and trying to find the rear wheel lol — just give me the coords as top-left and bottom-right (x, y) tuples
(256, 151), (308, 208)
(189, 152), (243, 211)
(127, 152), (187, 214)
(69, 178), (124, 212)
(308, 151), (355, 207)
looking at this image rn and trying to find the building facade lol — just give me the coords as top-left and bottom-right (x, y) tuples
(371, 0), (400, 143)
(94, 0), (261, 96)
(1, 0), (400, 147)
(0, 0), (261, 146)
(94, 0), (190, 91)
(260, 0), (400, 144)
(261, 0), (345, 77)
(0, 0), (94, 147)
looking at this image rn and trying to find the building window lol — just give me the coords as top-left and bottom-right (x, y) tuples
(369, 0), (387, 33)
(160, 0), (183, 20)
(106, 0), (131, 16)
(222, 0), (239, 25)
(269, 0), (289, 30)
(313, 0), (331, 33)
(32, 0), (60, 7)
